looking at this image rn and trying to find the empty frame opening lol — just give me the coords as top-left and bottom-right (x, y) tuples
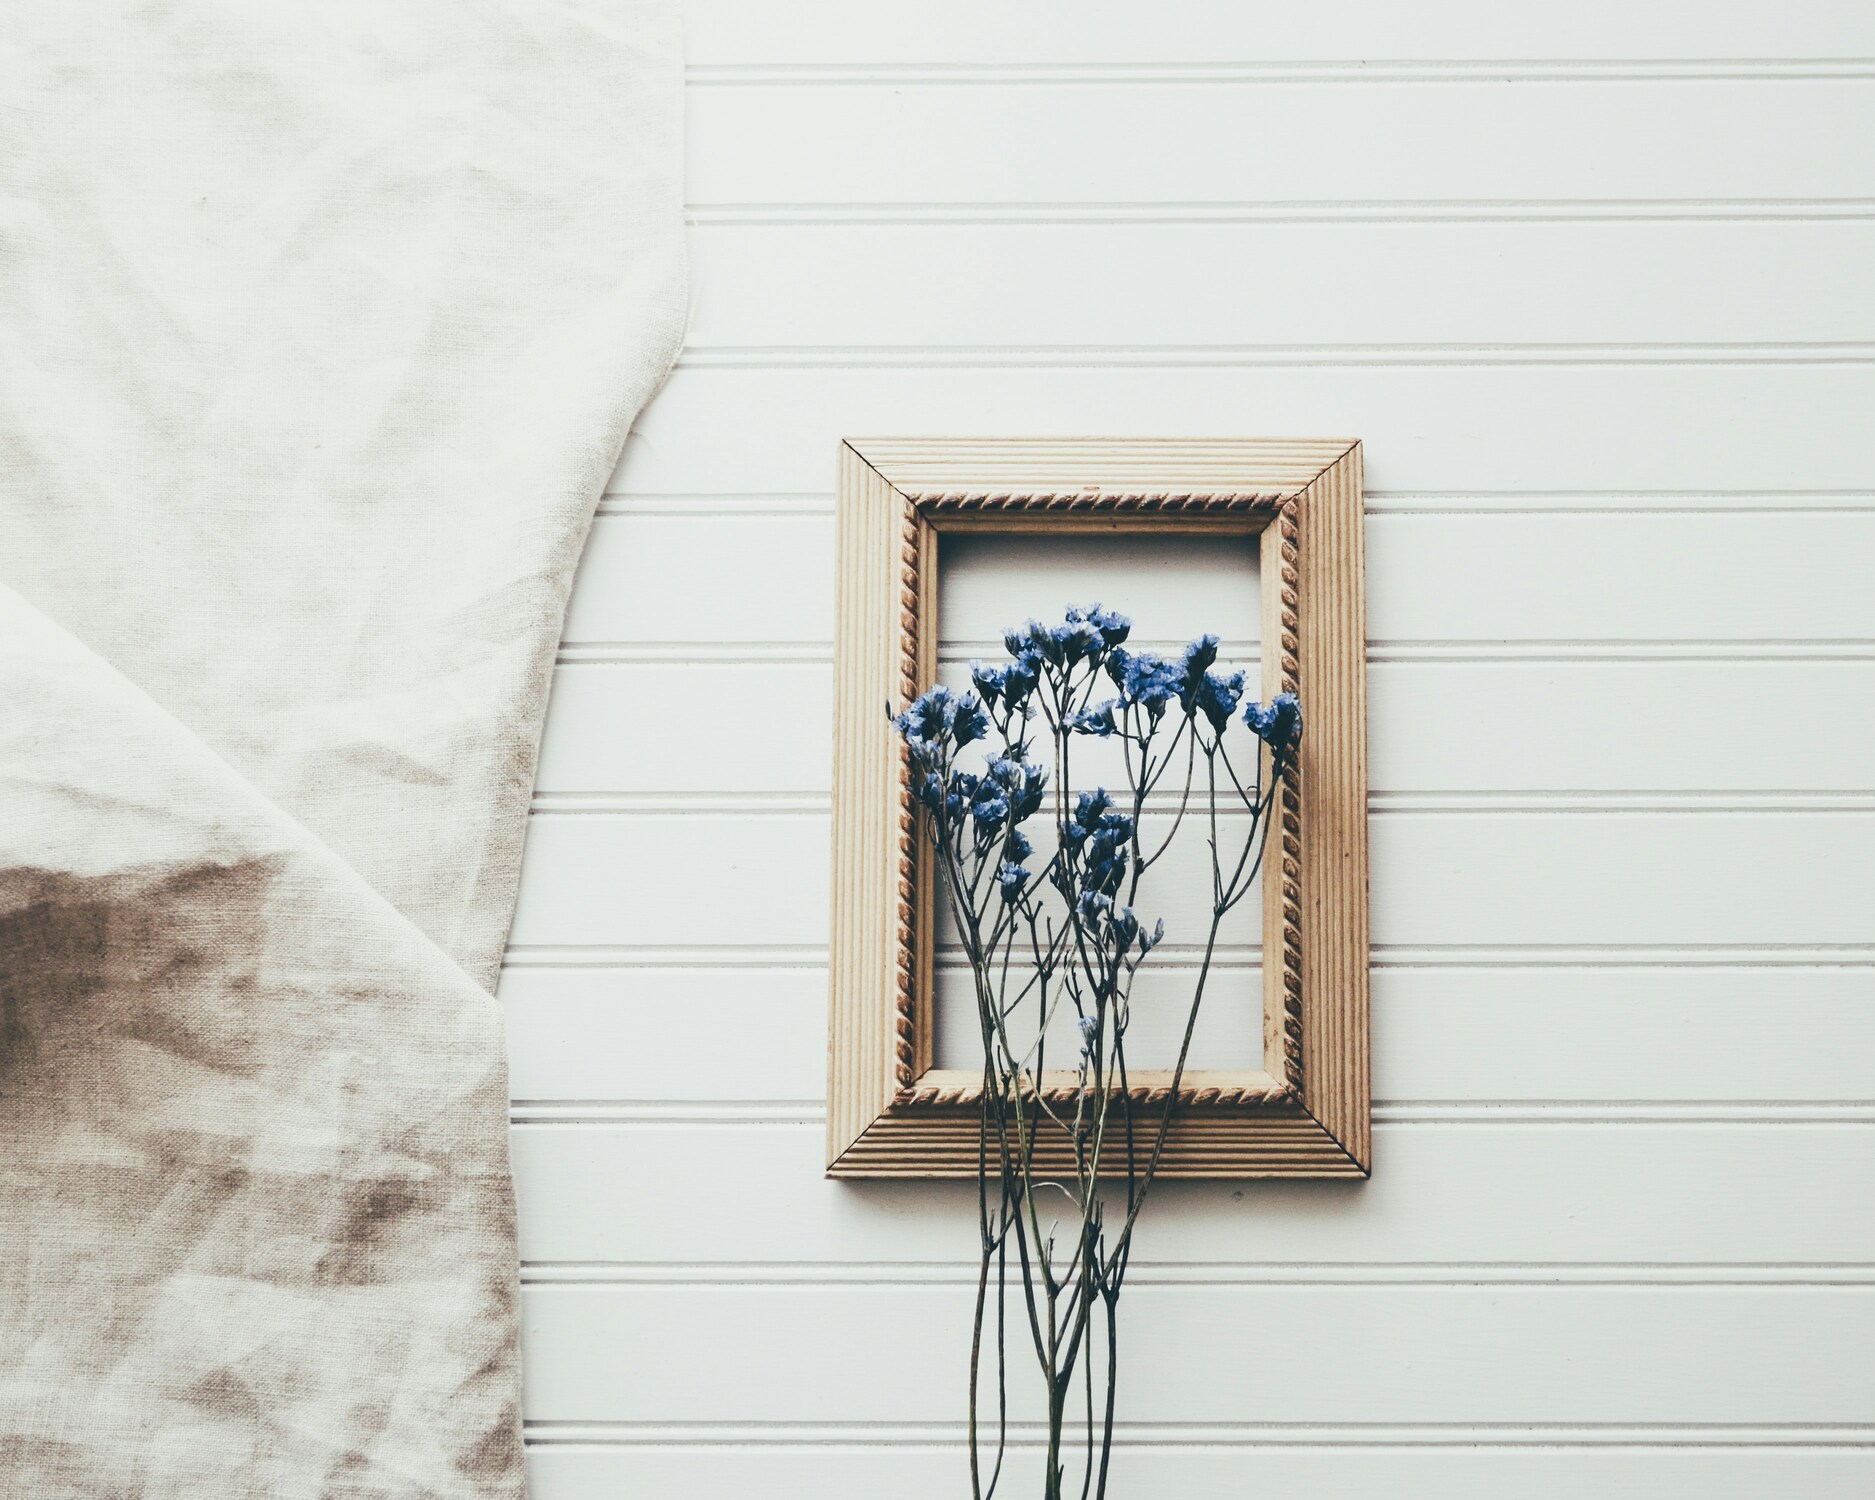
(931, 531), (1266, 1073)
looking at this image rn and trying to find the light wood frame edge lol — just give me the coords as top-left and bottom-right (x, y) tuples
(828, 439), (1369, 1179)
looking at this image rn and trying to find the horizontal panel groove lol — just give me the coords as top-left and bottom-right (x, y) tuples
(1369, 641), (1875, 660)
(503, 944), (1875, 969)
(676, 342), (1875, 369)
(1384, 1102), (1875, 1122)
(593, 492), (1875, 514)
(687, 60), (1875, 85)
(522, 1420), (1875, 1449)
(593, 494), (835, 516)
(507, 1104), (1875, 1127)
(517, 1260), (1875, 1287)
(504, 945), (827, 970)
(616, 367), (1872, 490)
(687, 200), (1875, 226)
(532, 792), (829, 813)
(555, 641), (1875, 664)
(529, 792), (1875, 815)
(1374, 945), (1875, 968)
(514, 1101), (823, 1124)
(556, 642), (830, 664)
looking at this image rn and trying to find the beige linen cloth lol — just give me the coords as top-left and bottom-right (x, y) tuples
(0, 5), (685, 1495)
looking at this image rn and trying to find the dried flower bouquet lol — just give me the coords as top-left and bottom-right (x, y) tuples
(894, 603), (1301, 1500)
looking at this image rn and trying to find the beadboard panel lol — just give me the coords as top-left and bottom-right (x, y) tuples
(684, 1), (1875, 66)
(527, 1446), (1875, 1500)
(687, 81), (1875, 206)
(506, 809), (1875, 949)
(510, 1122), (1875, 1266)
(527, 7), (1871, 1486)
(538, 659), (1875, 796)
(518, 1283), (1875, 1424)
(499, 967), (1875, 1107)
(608, 366), (1874, 494)
(565, 511), (1875, 646)
(689, 222), (1875, 349)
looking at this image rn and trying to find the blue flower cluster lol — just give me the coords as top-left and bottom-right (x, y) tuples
(969, 655), (1041, 719)
(1085, 631), (1302, 755)
(1244, 692), (1303, 755)
(1054, 790), (1162, 957)
(948, 604), (1306, 762)
(891, 604), (1300, 949)
(894, 684), (1049, 899)
(910, 747), (1046, 831)
(1061, 789), (1130, 896)
(1003, 603), (1132, 668)
(893, 682), (989, 755)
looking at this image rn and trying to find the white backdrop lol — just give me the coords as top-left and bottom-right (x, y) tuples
(506, 5), (1875, 1494)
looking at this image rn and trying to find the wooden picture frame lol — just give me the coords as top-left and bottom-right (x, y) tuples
(828, 438), (1369, 1178)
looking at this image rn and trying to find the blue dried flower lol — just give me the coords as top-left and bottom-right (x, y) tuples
(1005, 829), (1033, 863)
(997, 862), (1028, 903)
(1003, 650), (1042, 710)
(973, 655), (1041, 717)
(916, 767), (983, 825)
(953, 693), (990, 747)
(1077, 1014), (1099, 1048)
(1077, 890), (1113, 924)
(1086, 814), (1132, 856)
(1064, 788), (1116, 845)
(893, 686), (950, 746)
(1014, 770), (1047, 822)
(893, 683), (990, 751)
(1267, 692), (1302, 749)
(1053, 619), (1105, 666)
(1176, 635), (1221, 711)
(986, 756), (1047, 822)
(1067, 793), (1134, 896)
(1244, 690), (1303, 754)
(1066, 698), (1120, 738)
(971, 792), (1011, 826)
(942, 770), (979, 824)
(1092, 606), (1131, 646)
(1106, 648), (1183, 720)
(1193, 669), (1246, 733)
(1013, 618), (1064, 665)
(1068, 602), (1132, 647)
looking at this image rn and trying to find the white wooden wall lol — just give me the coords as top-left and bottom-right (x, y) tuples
(506, 5), (1875, 1494)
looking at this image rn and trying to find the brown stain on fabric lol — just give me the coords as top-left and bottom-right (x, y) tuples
(456, 1404), (523, 1483)
(0, 857), (278, 1095)
(314, 1174), (438, 1287)
(0, 896), (108, 1082)
(0, 853), (526, 1495)
(179, 1366), (267, 1427)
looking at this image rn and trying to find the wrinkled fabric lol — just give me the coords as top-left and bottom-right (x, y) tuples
(0, 5), (685, 1495)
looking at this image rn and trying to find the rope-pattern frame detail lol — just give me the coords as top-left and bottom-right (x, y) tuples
(889, 487), (1305, 1102)
(894, 1080), (1297, 1110)
(1275, 501), (1306, 1093)
(908, 488), (1292, 517)
(892, 497), (922, 1087)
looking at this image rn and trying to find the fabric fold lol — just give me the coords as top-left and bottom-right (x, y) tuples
(0, 3), (685, 1493)
(0, 583), (523, 1494)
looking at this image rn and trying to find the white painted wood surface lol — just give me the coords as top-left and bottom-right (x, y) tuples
(507, 7), (1875, 1493)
